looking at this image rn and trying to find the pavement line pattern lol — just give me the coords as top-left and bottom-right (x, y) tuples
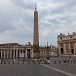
(41, 64), (76, 76)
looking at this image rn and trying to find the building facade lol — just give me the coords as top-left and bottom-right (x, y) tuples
(0, 42), (34, 59)
(0, 42), (57, 59)
(57, 32), (76, 56)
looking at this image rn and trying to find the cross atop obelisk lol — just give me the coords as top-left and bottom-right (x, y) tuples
(35, 3), (37, 11)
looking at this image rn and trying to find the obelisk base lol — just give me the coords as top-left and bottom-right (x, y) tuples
(33, 51), (40, 59)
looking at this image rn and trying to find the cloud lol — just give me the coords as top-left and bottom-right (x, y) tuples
(0, 0), (76, 46)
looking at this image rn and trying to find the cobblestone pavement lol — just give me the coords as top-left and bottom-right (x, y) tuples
(0, 63), (76, 76)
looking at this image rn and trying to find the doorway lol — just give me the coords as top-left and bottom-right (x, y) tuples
(61, 48), (64, 55)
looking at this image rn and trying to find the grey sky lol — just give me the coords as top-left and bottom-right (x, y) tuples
(0, 0), (76, 46)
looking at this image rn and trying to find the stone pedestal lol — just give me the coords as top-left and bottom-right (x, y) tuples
(33, 51), (40, 59)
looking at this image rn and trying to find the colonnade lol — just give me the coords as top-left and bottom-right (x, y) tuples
(59, 42), (76, 55)
(40, 50), (47, 58)
(0, 48), (26, 59)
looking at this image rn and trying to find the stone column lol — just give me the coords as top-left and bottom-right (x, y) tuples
(41, 50), (43, 58)
(41, 51), (42, 58)
(14, 49), (16, 59)
(44, 51), (45, 58)
(7, 49), (9, 58)
(1, 50), (2, 59)
(11, 49), (13, 59)
(13, 49), (15, 59)
(9, 50), (10, 59)
(16, 49), (18, 59)
(43, 51), (44, 58)
(74, 42), (76, 54)
(25, 49), (27, 58)
(9, 49), (10, 58)
(17, 49), (19, 58)
(2, 50), (4, 59)
(22, 49), (24, 53)
(7, 50), (8, 58)
(18, 49), (21, 58)
(45, 51), (46, 57)
(44, 50), (45, 58)
(58, 43), (61, 56)
(15, 49), (17, 59)
(4, 50), (5, 58)
(5, 50), (6, 59)
(69, 42), (71, 54)
(64, 44), (66, 55)
(45, 50), (46, 57)
(10, 49), (12, 59)
(42, 51), (43, 58)
(31, 49), (34, 58)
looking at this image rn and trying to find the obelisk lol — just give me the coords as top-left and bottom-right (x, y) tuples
(33, 3), (40, 59)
